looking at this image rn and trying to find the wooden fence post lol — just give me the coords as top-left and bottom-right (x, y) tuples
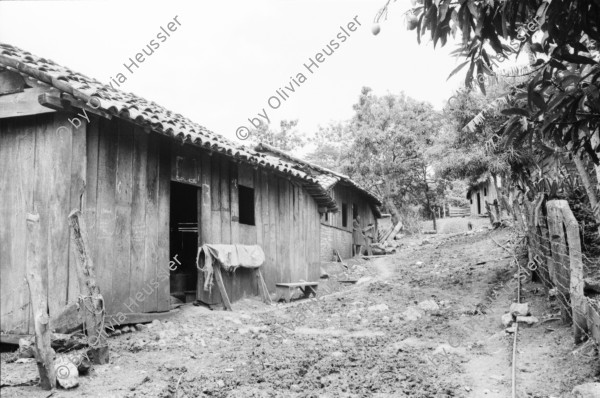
(534, 196), (552, 290)
(25, 213), (56, 390)
(557, 201), (588, 344)
(546, 200), (576, 325)
(68, 209), (109, 364)
(522, 199), (536, 282)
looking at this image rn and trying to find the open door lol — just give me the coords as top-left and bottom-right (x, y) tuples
(476, 192), (481, 215)
(169, 182), (199, 303)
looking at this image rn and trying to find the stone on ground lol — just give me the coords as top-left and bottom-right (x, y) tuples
(433, 343), (461, 355)
(572, 383), (600, 398)
(418, 299), (440, 312)
(368, 303), (389, 312)
(55, 356), (79, 389)
(505, 325), (517, 334)
(509, 302), (529, 316)
(17, 338), (34, 358)
(402, 306), (424, 321)
(501, 313), (514, 327)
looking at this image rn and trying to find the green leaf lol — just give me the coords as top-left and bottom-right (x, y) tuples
(530, 92), (547, 112)
(461, 5), (471, 46)
(465, 59), (475, 88)
(447, 60), (470, 80)
(438, 0), (449, 22)
(476, 61), (486, 95)
(559, 53), (596, 65)
(501, 108), (530, 117)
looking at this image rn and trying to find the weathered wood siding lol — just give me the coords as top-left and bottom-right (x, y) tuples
(0, 114), (86, 334)
(0, 114), (173, 335)
(85, 117), (171, 316)
(319, 183), (378, 261)
(171, 146), (321, 303)
(2, 113), (326, 331)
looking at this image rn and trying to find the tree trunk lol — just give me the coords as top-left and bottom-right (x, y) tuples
(384, 198), (401, 226)
(492, 174), (511, 216)
(429, 198), (437, 231)
(422, 167), (436, 231)
(572, 149), (600, 236)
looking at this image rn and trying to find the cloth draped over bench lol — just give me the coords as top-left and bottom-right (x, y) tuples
(196, 244), (265, 293)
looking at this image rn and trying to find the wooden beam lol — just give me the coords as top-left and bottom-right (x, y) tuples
(256, 269), (272, 304)
(0, 87), (56, 119)
(0, 333), (86, 350)
(25, 213), (56, 390)
(38, 93), (113, 120)
(214, 263), (232, 311)
(68, 209), (109, 364)
(3, 311), (179, 345)
(0, 334), (30, 345)
(103, 310), (178, 327)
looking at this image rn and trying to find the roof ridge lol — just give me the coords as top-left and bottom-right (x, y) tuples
(0, 42), (380, 210)
(255, 142), (382, 205)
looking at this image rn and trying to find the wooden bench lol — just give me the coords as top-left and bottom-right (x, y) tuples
(275, 282), (319, 303)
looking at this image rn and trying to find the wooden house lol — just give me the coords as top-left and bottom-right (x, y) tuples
(0, 44), (381, 335)
(254, 145), (382, 261)
(466, 176), (500, 217)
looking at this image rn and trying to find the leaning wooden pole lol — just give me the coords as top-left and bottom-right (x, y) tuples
(68, 209), (109, 364)
(214, 263), (233, 311)
(25, 213), (56, 390)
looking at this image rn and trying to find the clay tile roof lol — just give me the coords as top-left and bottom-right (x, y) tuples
(254, 143), (382, 208)
(0, 42), (348, 211)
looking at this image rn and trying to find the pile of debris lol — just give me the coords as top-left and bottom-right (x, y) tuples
(371, 220), (404, 255)
(12, 323), (148, 390)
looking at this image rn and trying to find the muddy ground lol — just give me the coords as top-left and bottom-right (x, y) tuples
(1, 224), (599, 397)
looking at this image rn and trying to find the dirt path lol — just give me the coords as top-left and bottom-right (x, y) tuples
(1, 228), (598, 397)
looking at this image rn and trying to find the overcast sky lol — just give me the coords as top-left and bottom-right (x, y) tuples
(0, 0), (466, 141)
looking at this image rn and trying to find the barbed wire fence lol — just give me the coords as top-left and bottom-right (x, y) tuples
(512, 196), (600, 351)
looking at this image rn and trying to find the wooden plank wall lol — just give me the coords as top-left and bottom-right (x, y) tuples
(321, 183), (377, 230)
(325, 184), (377, 231)
(0, 114), (85, 334)
(1, 113), (324, 331)
(318, 183), (378, 260)
(172, 146), (322, 303)
(86, 117), (171, 317)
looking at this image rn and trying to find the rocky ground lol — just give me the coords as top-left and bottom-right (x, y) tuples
(1, 223), (599, 397)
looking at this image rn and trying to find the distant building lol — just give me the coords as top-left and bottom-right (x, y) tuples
(254, 144), (382, 262)
(466, 176), (500, 217)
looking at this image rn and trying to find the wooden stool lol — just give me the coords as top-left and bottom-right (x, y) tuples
(275, 282), (319, 303)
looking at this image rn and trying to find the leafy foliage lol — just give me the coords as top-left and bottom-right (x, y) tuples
(341, 87), (445, 219)
(433, 84), (536, 187)
(250, 119), (306, 151)
(304, 122), (351, 171)
(380, 0), (600, 162)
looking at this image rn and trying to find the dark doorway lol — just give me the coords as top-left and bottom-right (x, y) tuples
(476, 192), (481, 214)
(238, 185), (255, 225)
(170, 182), (199, 303)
